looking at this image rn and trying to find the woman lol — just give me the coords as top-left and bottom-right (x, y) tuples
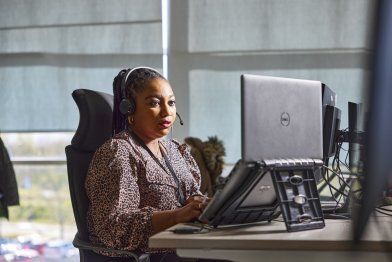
(85, 67), (213, 261)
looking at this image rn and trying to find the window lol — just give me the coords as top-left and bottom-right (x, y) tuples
(1, 132), (79, 261)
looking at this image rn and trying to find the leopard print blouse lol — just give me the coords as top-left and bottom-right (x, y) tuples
(85, 130), (201, 254)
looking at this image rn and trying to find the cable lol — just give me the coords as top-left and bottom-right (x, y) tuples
(321, 164), (355, 215)
(375, 205), (392, 217)
(322, 127), (365, 215)
(331, 128), (348, 174)
(322, 165), (351, 196)
(323, 213), (351, 219)
(375, 208), (392, 216)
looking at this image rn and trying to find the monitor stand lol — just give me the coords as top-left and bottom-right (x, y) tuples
(263, 158), (325, 232)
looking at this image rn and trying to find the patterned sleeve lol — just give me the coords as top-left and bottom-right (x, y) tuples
(85, 138), (155, 252)
(176, 141), (202, 197)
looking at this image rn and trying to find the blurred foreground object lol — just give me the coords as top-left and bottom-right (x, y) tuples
(0, 137), (19, 219)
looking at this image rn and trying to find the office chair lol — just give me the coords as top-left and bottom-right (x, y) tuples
(65, 89), (147, 262)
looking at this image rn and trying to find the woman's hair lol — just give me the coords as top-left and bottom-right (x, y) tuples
(112, 67), (165, 136)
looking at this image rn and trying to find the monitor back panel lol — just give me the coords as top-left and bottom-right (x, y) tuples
(241, 74), (323, 162)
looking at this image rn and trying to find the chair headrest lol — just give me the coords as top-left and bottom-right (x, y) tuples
(71, 89), (113, 151)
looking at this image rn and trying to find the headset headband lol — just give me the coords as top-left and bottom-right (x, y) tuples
(119, 66), (162, 116)
(123, 66), (161, 85)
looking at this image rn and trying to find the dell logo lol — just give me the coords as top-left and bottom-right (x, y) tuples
(259, 185), (272, 192)
(280, 112), (290, 126)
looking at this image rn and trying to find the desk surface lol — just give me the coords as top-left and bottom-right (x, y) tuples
(149, 216), (392, 252)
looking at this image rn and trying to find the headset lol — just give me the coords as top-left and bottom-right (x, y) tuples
(118, 66), (184, 125)
(119, 66), (155, 116)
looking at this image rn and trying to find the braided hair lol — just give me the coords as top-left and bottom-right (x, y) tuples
(112, 67), (165, 136)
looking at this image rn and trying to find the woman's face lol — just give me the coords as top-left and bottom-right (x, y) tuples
(131, 78), (177, 142)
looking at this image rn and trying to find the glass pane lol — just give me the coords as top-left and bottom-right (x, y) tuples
(1, 132), (79, 261)
(2, 132), (73, 159)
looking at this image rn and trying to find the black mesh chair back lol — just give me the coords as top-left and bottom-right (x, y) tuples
(65, 89), (142, 262)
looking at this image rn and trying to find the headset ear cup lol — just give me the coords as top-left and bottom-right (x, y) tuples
(119, 99), (135, 115)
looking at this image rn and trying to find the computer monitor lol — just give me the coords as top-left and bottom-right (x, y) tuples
(353, 0), (392, 242)
(347, 102), (364, 173)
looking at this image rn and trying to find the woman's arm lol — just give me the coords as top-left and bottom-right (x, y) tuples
(151, 197), (206, 234)
(86, 139), (154, 250)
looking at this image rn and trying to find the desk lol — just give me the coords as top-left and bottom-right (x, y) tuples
(149, 216), (392, 262)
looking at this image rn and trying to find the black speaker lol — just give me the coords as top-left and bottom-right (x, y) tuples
(321, 84), (337, 121)
(323, 105), (341, 158)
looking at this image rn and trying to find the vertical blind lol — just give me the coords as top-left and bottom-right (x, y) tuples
(0, 0), (374, 163)
(169, 0), (374, 163)
(0, 0), (163, 132)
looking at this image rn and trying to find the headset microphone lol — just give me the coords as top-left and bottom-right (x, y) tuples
(176, 112), (184, 125)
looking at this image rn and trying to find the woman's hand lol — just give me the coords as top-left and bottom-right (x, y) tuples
(184, 195), (210, 205)
(151, 195), (212, 234)
(174, 195), (211, 223)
